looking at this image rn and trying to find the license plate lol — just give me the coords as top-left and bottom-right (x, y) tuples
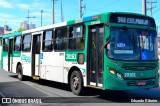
(137, 81), (146, 86)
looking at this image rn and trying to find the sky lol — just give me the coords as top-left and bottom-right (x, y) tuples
(0, 0), (160, 32)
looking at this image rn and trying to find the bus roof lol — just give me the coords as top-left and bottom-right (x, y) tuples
(23, 12), (155, 34)
(2, 12), (156, 37)
(22, 22), (66, 34)
(67, 12), (155, 25)
(2, 31), (22, 39)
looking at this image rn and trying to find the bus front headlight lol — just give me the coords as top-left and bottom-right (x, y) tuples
(109, 69), (115, 75)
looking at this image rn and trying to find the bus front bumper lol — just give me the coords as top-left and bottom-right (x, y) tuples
(104, 73), (159, 90)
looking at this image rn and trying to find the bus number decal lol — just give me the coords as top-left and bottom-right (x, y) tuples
(66, 54), (77, 60)
(91, 20), (100, 25)
(124, 73), (136, 78)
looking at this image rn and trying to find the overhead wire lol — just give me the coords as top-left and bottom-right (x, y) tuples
(153, 8), (160, 15)
(87, 0), (121, 12)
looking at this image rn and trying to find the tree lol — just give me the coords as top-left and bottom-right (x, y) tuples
(17, 28), (24, 32)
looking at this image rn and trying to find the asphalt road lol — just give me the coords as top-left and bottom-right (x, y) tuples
(0, 69), (160, 106)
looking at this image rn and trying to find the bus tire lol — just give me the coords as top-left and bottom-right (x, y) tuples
(70, 70), (84, 95)
(17, 65), (25, 81)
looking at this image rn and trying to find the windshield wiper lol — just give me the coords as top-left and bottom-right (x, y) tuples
(140, 28), (150, 51)
(140, 35), (144, 51)
(133, 34), (137, 52)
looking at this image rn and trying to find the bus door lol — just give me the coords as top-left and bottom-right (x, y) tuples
(8, 39), (14, 72)
(31, 33), (41, 77)
(88, 25), (104, 87)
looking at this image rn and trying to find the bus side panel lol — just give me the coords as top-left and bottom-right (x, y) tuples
(63, 52), (87, 86)
(41, 52), (63, 82)
(21, 53), (32, 76)
(12, 52), (21, 74)
(2, 52), (8, 71)
(63, 62), (87, 86)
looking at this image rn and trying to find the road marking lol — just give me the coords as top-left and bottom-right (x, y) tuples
(0, 92), (6, 98)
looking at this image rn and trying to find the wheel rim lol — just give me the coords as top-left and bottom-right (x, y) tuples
(72, 76), (79, 90)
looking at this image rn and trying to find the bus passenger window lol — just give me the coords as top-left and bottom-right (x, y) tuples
(22, 34), (32, 52)
(42, 30), (53, 51)
(54, 27), (67, 50)
(69, 25), (84, 50)
(14, 36), (21, 51)
(3, 39), (9, 51)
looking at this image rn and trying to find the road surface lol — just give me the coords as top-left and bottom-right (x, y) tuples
(0, 69), (160, 105)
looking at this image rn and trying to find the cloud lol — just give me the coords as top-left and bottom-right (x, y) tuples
(0, 13), (25, 30)
(17, 3), (30, 10)
(0, 13), (15, 19)
(0, 0), (13, 8)
(0, 0), (61, 30)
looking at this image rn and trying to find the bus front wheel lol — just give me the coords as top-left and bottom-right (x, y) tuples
(70, 70), (84, 95)
(17, 65), (25, 81)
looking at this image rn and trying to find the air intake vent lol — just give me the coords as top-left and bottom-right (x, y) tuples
(122, 63), (156, 71)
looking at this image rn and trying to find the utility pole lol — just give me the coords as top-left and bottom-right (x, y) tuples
(79, 0), (85, 18)
(26, 10), (36, 29)
(147, 0), (157, 16)
(61, 0), (64, 22)
(41, 10), (43, 27)
(52, 0), (55, 24)
(142, 0), (146, 15)
(79, 0), (82, 18)
(52, 0), (58, 24)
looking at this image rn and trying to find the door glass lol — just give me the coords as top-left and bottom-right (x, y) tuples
(98, 28), (104, 84)
(36, 35), (41, 54)
(89, 26), (104, 86)
(90, 28), (97, 83)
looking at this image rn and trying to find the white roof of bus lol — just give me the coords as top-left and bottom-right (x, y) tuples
(22, 22), (66, 34)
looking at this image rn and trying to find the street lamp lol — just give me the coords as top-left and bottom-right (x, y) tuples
(41, 10), (43, 27)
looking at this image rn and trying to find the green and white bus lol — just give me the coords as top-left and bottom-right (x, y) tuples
(1, 12), (159, 95)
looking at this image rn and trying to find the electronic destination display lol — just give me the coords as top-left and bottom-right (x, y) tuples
(110, 13), (156, 27)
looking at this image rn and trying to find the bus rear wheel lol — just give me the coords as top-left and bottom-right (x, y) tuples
(17, 65), (25, 81)
(70, 70), (84, 95)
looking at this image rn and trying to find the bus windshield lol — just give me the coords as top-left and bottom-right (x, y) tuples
(107, 27), (158, 60)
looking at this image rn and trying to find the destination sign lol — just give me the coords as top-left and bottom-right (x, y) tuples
(117, 17), (148, 25)
(110, 13), (156, 27)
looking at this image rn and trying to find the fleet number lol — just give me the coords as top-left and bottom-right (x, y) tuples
(66, 54), (76, 60)
(124, 73), (136, 77)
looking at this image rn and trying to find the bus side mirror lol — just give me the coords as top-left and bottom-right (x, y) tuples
(104, 43), (109, 54)
(104, 43), (107, 49)
(104, 39), (110, 49)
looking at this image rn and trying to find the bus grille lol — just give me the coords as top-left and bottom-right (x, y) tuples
(127, 80), (155, 86)
(121, 63), (156, 71)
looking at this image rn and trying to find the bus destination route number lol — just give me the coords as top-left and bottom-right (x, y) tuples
(117, 17), (149, 26)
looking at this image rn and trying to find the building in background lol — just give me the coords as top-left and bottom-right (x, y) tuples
(29, 22), (36, 29)
(20, 20), (28, 30)
(4, 25), (13, 34)
(0, 27), (4, 36)
(20, 21), (36, 30)
(0, 25), (13, 36)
